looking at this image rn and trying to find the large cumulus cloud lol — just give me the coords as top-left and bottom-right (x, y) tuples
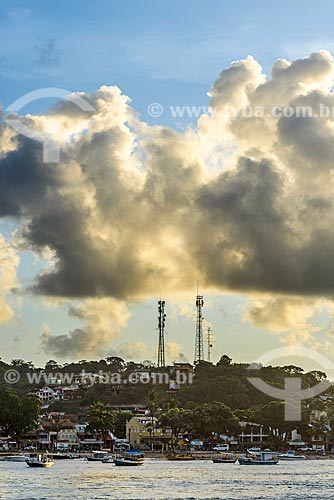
(1, 52), (334, 355)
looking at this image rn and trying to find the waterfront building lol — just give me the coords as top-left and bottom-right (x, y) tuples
(126, 416), (172, 449)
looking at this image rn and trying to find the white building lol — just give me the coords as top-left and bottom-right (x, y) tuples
(57, 429), (78, 450)
(36, 387), (59, 404)
(238, 422), (268, 443)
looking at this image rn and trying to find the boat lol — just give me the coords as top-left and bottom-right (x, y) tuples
(86, 451), (109, 462)
(212, 453), (236, 464)
(279, 450), (306, 461)
(166, 451), (196, 461)
(247, 447), (261, 454)
(3, 455), (29, 462)
(113, 451), (144, 466)
(26, 454), (54, 468)
(238, 450), (279, 465)
(52, 452), (77, 460)
(101, 456), (114, 463)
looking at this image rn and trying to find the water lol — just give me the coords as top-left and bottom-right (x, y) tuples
(1, 459), (334, 500)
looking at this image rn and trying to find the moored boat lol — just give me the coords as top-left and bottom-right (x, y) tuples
(166, 451), (196, 461)
(212, 453), (236, 464)
(86, 451), (109, 462)
(53, 453), (76, 460)
(279, 450), (306, 461)
(3, 455), (29, 462)
(238, 450), (279, 465)
(113, 451), (144, 466)
(247, 447), (261, 454)
(26, 454), (54, 468)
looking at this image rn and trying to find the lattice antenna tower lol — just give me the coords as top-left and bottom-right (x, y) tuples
(206, 326), (214, 363)
(157, 300), (166, 367)
(194, 293), (204, 363)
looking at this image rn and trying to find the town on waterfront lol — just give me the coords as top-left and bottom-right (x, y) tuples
(3, 0), (334, 498)
(1, 349), (333, 460)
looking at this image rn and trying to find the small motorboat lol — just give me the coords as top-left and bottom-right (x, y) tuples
(26, 454), (54, 468)
(53, 453), (76, 460)
(165, 451), (196, 461)
(102, 456), (114, 463)
(279, 450), (306, 461)
(3, 455), (29, 462)
(212, 453), (236, 464)
(247, 447), (261, 454)
(238, 450), (279, 465)
(113, 451), (144, 466)
(86, 451), (109, 462)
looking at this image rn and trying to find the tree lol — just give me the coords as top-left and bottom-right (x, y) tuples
(11, 359), (35, 370)
(159, 407), (192, 446)
(192, 401), (239, 442)
(217, 355), (232, 366)
(113, 411), (133, 439)
(88, 402), (115, 448)
(282, 365), (304, 375)
(309, 415), (328, 442)
(0, 389), (41, 447)
(11, 359), (26, 366)
(309, 398), (326, 412)
(45, 360), (61, 371)
(147, 390), (161, 449)
(309, 371), (327, 382)
(22, 395), (42, 434)
(253, 401), (299, 448)
(105, 357), (126, 370)
(142, 360), (156, 369)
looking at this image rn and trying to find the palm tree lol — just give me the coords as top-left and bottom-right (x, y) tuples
(147, 391), (160, 450)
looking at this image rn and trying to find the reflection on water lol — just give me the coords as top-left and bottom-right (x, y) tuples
(1, 459), (334, 500)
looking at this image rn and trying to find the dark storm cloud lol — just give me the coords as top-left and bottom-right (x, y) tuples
(0, 137), (51, 216)
(193, 156), (334, 296)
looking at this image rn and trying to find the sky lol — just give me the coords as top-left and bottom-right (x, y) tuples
(1, 1), (334, 370)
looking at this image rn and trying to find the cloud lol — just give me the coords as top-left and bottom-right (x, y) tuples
(243, 295), (325, 339)
(0, 234), (19, 323)
(2, 51), (334, 351)
(243, 294), (334, 350)
(208, 55), (265, 109)
(114, 341), (150, 361)
(41, 297), (129, 358)
(166, 341), (183, 362)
